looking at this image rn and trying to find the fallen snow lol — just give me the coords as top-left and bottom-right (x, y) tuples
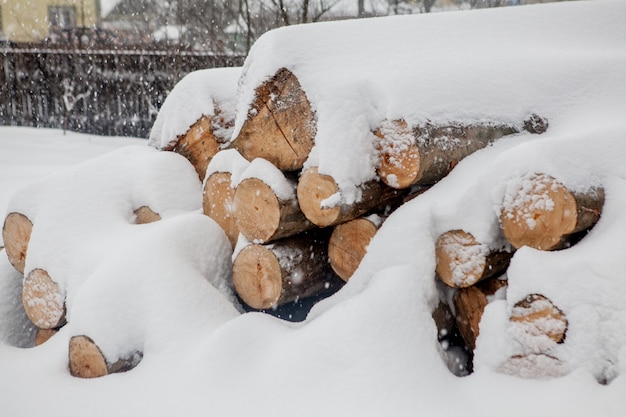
(1, 1), (626, 416)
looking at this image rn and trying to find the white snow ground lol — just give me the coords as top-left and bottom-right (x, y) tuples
(1, 1), (626, 416)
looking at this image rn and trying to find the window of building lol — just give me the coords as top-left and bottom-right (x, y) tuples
(49, 6), (77, 28)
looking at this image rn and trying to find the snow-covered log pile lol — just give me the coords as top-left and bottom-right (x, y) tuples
(1, 1), (625, 397)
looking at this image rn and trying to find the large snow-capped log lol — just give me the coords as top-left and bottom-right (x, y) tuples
(375, 115), (547, 189)
(509, 293), (568, 349)
(453, 276), (508, 351)
(233, 158), (313, 243)
(229, 68), (316, 171)
(232, 233), (342, 310)
(22, 268), (66, 329)
(68, 335), (142, 378)
(297, 167), (410, 228)
(2, 212), (33, 275)
(435, 230), (512, 289)
(149, 68), (241, 180)
(500, 173), (604, 251)
(203, 149), (251, 248)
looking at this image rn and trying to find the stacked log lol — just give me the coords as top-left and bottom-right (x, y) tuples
(22, 268), (66, 330)
(500, 173), (604, 250)
(133, 206), (161, 224)
(2, 212), (33, 274)
(68, 335), (142, 378)
(328, 216), (381, 282)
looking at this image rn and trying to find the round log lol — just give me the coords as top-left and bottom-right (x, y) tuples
(203, 171), (239, 248)
(375, 117), (544, 189)
(234, 177), (313, 243)
(453, 277), (508, 350)
(69, 335), (143, 378)
(500, 173), (604, 250)
(510, 293), (567, 344)
(2, 212), (33, 274)
(328, 217), (379, 281)
(297, 167), (406, 227)
(166, 114), (224, 181)
(435, 230), (512, 288)
(22, 268), (66, 330)
(134, 206), (161, 224)
(230, 68), (316, 171)
(232, 235), (339, 310)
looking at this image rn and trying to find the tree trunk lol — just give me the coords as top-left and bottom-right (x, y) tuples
(164, 113), (229, 181)
(232, 233), (341, 310)
(203, 171), (240, 248)
(510, 293), (567, 345)
(234, 176), (313, 243)
(2, 212), (33, 275)
(133, 206), (161, 224)
(453, 276), (508, 350)
(68, 335), (142, 378)
(328, 216), (379, 281)
(375, 115), (548, 189)
(435, 230), (512, 288)
(500, 173), (604, 250)
(229, 68), (316, 171)
(22, 268), (66, 330)
(297, 167), (408, 227)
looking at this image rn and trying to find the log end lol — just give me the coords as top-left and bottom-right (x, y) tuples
(510, 293), (568, 345)
(134, 206), (161, 224)
(2, 212), (33, 275)
(171, 115), (222, 181)
(500, 174), (578, 250)
(234, 178), (281, 243)
(497, 353), (566, 379)
(297, 168), (341, 227)
(435, 230), (488, 288)
(375, 119), (421, 189)
(68, 335), (109, 378)
(203, 172), (239, 248)
(232, 244), (283, 310)
(22, 268), (66, 329)
(328, 218), (378, 281)
(35, 328), (59, 346)
(453, 285), (489, 351)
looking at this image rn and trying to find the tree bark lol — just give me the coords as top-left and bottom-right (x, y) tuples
(68, 335), (142, 378)
(164, 112), (230, 181)
(328, 217), (379, 281)
(435, 230), (512, 288)
(22, 268), (66, 330)
(203, 171), (240, 248)
(229, 68), (316, 171)
(510, 293), (567, 344)
(133, 206), (161, 224)
(375, 115), (548, 189)
(232, 233), (341, 310)
(297, 167), (408, 227)
(234, 176), (313, 243)
(453, 276), (508, 350)
(500, 173), (604, 250)
(2, 212), (33, 275)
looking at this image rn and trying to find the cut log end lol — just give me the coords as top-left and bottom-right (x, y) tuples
(22, 268), (65, 329)
(297, 167), (341, 227)
(453, 286), (488, 351)
(234, 178), (281, 243)
(510, 293), (567, 345)
(500, 173), (604, 250)
(69, 336), (109, 378)
(375, 119), (421, 189)
(203, 172), (239, 248)
(2, 212), (33, 274)
(497, 353), (566, 380)
(328, 217), (378, 281)
(232, 244), (283, 310)
(134, 206), (161, 224)
(435, 230), (511, 288)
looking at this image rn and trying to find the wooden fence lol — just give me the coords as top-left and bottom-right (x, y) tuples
(0, 48), (244, 138)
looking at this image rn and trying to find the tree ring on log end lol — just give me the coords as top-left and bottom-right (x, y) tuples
(234, 178), (281, 243)
(2, 212), (33, 274)
(297, 167), (341, 227)
(22, 268), (66, 329)
(232, 244), (283, 309)
(510, 293), (567, 344)
(435, 230), (488, 288)
(328, 218), (378, 281)
(69, 335), (109, 378)
(375, 119), (422, 189)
